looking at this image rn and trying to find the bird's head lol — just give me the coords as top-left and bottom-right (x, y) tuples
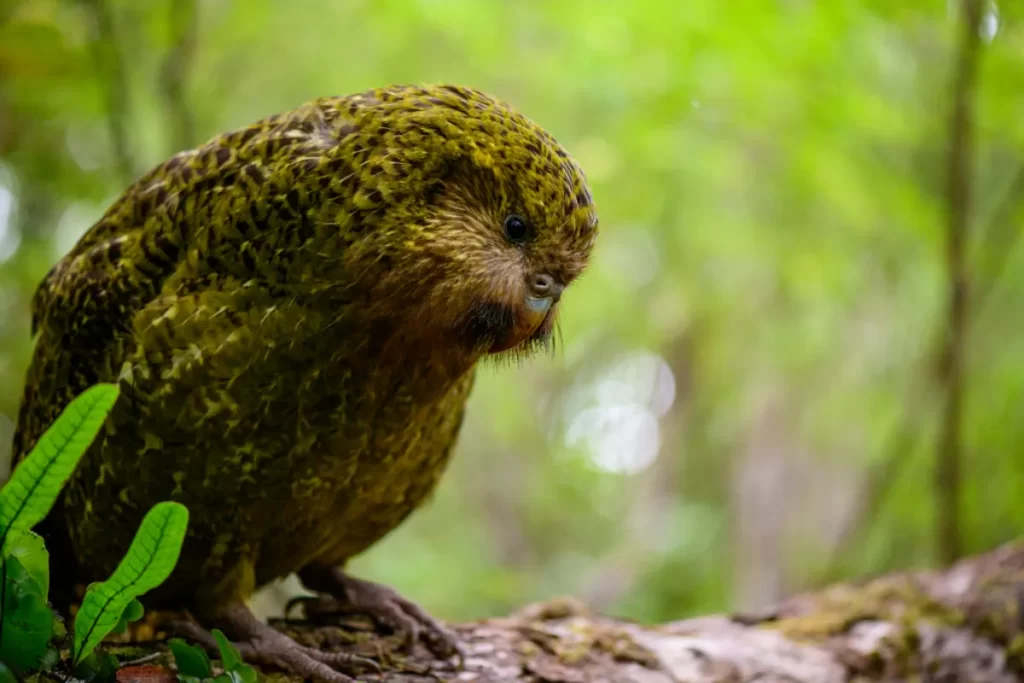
(335, 85), (598, 363)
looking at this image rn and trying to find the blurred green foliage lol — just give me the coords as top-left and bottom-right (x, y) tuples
(1, 0), (1022, 625)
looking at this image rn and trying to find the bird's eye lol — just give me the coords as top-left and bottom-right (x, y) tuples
(503, 215), (529, 244)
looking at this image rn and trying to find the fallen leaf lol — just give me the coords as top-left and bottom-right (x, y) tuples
(116, 664), (177, 683)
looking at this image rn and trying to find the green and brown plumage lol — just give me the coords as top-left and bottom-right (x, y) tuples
(11, 84), (597, 680)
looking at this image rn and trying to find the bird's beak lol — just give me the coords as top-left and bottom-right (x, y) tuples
(523, 273), (563, 321)
(525, 296), (554, 316)
(487, 294), (558, 354)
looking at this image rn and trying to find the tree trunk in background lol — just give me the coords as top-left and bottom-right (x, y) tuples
(114, 539), (1024, 683)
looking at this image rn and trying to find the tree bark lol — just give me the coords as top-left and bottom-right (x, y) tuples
(113, 539), (1024, 683)
(935, 0), (983, 567)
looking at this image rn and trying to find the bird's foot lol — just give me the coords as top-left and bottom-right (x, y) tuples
(295, 566), (465, 665)
(170, 602), (381, 683)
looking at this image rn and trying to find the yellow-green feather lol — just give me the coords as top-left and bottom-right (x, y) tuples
(11, 84), (596, 615)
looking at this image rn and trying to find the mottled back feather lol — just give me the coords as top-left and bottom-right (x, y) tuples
(11, 84), (596, 613)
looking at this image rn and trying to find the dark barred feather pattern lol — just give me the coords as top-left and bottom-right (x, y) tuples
(12, 83), (597, 615)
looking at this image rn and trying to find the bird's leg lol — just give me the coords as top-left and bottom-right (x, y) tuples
(169, 601), (380, 683)
(295, 564), (464, 663)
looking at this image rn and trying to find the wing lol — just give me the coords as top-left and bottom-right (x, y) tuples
(12, 99), (353, 463)
(9, 99), (363, 608)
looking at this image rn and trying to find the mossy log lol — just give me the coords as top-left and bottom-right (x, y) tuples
(109, 539), (1024, 683)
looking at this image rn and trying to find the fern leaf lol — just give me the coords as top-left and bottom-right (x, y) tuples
(0, 554), (53, 673)
(72, 501), (189, 665)
(0, 383), (120, 544)
(168, 638), (212, 678)
(2, 529), (49, 597)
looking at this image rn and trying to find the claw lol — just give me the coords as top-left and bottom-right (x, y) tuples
(168, 603), (381, 683)
(288, 594), (363, 623)
(298, 566), (464, 663)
